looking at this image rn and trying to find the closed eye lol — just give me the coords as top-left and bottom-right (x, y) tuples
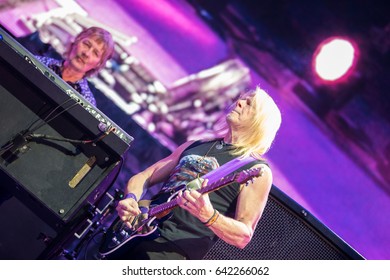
(83, 40), (91, 48)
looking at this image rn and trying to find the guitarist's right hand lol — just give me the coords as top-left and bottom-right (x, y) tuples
(116, 196), (142, 229)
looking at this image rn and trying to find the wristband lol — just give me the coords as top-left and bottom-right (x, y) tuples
(139, 206), (149, 214)
(124, 193), (137, 201)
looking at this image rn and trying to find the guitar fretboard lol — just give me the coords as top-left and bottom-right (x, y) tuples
(148, 173), (237, 217)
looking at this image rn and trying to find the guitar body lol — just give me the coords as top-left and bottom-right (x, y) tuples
(99, 215), (160, 257)
(99, 167), (263, 257)
(99, 192), (175, 257)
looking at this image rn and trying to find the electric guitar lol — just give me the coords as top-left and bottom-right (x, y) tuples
(99, 167), (263, 256)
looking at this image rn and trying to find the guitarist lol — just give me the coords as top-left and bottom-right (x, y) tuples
(114, 86), (282, 259)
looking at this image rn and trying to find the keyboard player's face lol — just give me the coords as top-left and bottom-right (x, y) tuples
(67, 35), (106, 76)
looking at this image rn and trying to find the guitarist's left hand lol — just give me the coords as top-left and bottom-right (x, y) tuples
(176, 179), (216, 224)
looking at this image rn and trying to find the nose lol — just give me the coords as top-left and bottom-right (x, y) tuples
(237, 99), (244, 108)
(82, 46), (94, 58)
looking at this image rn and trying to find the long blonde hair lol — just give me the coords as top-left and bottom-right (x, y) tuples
(217, 86), (282, 158)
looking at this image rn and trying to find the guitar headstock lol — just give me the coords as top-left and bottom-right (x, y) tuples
(235, 167), (264, 185)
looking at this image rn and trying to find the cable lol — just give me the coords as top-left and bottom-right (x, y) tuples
(1, 99), (112, 157)
(29, 101), (79, 133)
(28, 126), (115, 145)
(0, 100), (79, 155)
(26, 97), (75, 132)
(28, 133), (89, 144)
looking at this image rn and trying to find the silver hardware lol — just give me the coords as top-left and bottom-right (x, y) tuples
(215, 141), (224, 150)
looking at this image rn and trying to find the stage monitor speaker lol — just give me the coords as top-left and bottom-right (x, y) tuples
(203, 185), (364, 260)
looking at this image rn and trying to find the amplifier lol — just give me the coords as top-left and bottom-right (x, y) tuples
(203, 185), (364, 260)
(0, 26), (133, 228)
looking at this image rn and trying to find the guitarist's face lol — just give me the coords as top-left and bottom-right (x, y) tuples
(227, 93), (257, 129)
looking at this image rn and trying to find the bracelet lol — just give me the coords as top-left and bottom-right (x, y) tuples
(202, 209), (220, 227)
(124, 192), (137, 201)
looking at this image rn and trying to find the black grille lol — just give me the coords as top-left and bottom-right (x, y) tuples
(203, 187), (363, 260)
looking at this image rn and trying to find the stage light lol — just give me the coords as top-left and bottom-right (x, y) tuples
(312, 37), (358, 83)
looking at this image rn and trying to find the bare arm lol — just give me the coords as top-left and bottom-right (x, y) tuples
(116, 141), (194, 224)
(177, 163), (272, 249)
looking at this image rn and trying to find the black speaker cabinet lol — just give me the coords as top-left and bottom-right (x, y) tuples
(203, 185), (364, 260)
(0, 195), (59, 259)
(0, 27), (133, 259)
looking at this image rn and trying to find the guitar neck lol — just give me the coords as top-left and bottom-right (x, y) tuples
(148, 173), (236, 217)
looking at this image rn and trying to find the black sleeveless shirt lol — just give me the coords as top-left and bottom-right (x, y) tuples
(158, 139), (267, 259)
